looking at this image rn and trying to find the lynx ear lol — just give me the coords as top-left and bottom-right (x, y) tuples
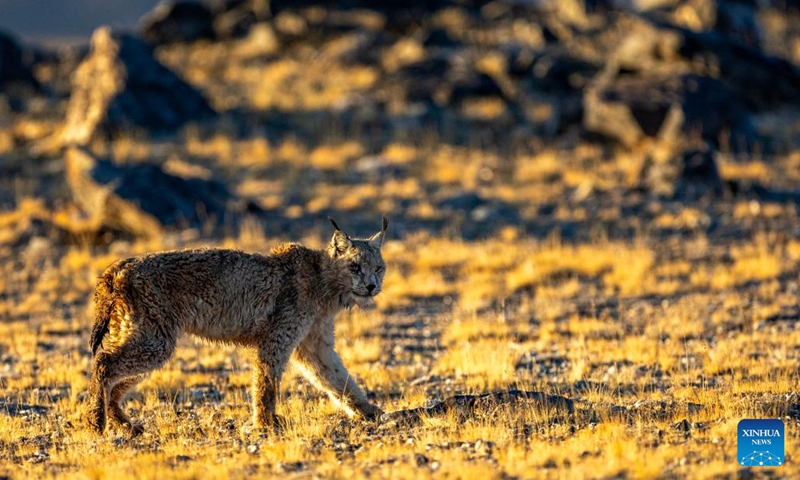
(329, 217), (352, 252)
(368, 215), (388, 248)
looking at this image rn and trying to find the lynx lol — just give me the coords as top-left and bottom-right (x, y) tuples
(87, 217), (388, 435)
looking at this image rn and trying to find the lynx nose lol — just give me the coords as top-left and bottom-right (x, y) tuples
(367, 284), (376, 294)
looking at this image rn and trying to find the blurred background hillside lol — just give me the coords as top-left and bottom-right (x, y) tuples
(2, 0), (800, 245)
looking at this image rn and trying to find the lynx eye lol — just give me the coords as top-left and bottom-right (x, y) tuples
(349, 262), (361, 274)
(375, 266), (383, 274)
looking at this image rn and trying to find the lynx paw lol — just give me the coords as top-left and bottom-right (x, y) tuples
(85, 404), (107, 434)
(113, 420), (144, 437)
(252, 413), (287, 436)
(359, 404), (384, 421)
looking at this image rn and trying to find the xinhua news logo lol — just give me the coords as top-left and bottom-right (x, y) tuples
(738, 419), (784, 467)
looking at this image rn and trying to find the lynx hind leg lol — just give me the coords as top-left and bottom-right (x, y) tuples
(87, 332), (176, 435)
(87, 359), (110, 434)
(252, 339), (300, 433)
(107, 376), (144, 435)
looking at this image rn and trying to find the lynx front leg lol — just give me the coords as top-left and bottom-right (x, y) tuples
(294, 320), (383, 419)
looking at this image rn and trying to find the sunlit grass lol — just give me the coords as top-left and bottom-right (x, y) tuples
(3, 61), (800, 478)
(3, 222), (800, 478)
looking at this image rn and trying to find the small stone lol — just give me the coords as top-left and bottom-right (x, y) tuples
(475, 440), (494, 457)
(673, 418), (692, 433)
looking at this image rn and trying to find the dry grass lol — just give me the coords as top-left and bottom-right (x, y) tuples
(2, 223), (799, 479)
(3, 32), (800, 480)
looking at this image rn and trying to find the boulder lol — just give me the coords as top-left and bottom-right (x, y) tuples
(141, 0), (272, 43)
(64, 147), (247, 238)
(639, 146), (724, 199)
(57, 27), (215, 146)
(386, 57), (506, 107)
(0, 30), (40, 96)
(269, 0), (453, 33)
(530, 51), (602, 93)
(584, 72), (752, 147)
(614, 13), (800, 108)
(675, 148), (724, 199)
(64, 147), (162, 238)
(713, 0), (762, 49)
(671, 0), (717, 31)
(677, 26), (800, 111)
(213, 5), (260, 40)
(580, 12), (800, 148)
(140, 1), (216, 44)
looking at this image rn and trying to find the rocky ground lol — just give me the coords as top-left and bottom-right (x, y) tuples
(2, 0), (800, 478)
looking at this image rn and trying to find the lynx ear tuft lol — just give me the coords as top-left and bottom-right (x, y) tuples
(329, 217), (352, 252)
(369, 215), (388, 248)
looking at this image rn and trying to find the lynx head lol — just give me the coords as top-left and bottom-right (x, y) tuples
(327, 216), (388, 308)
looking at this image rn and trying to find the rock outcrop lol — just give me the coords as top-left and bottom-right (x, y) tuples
(141, 0), (271, 44)
(131, 0), (800, 152)
(584, 72), (751, 147)
(58, 26), (214, 146)
(0, 30), (40, 96)
(64, 147), (250, 238)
